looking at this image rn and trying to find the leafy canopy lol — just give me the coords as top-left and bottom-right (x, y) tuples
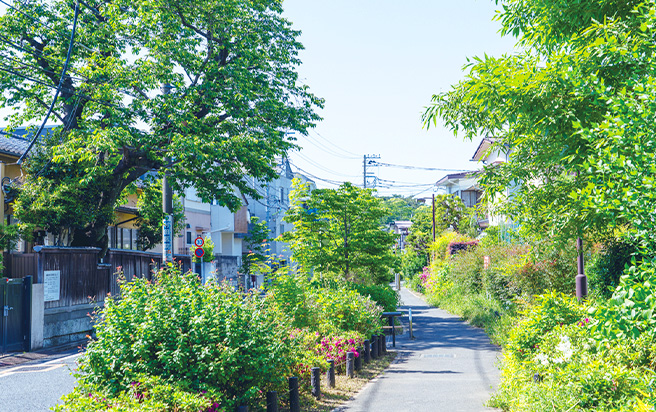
(1, 0), (322, 255)
(424, 0), (656, 249)
(282, 179), (397, 284)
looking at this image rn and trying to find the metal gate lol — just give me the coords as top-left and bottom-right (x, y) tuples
(0, 276), (31, 354)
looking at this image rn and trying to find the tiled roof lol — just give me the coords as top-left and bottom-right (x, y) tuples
(0, 125), (57, 158)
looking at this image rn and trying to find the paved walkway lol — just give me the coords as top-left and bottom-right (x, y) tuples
(339, 287), (501, 412)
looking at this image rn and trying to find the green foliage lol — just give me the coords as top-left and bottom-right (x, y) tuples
(428, 231), (471, 263)
(587, 236), (639, 298)
(265, 272), (383, 339)
(3, 0), (322, 254)
(590, 259), (656, 342)
(282, 179), (397, 284)
(379, 195), (422, 225)
(240, 216), (270, 275)
(400, 249), (425, 279)
(424, 0), (656, 249)
(349, 283), (399, 313)
(134, 181), (185, 251)
(0, 223), (32, 273)
(68, 266), (297, 411)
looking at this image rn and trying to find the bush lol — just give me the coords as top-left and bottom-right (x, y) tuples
(349, 283), (399, 312)
(400, 249), (425, 278)
(60, 266), (297, 411)
(587, 237), (639, 298)
(447, 240), (479, 256)
(428, 231), (472, 263)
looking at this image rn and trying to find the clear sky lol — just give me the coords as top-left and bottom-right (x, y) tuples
(282, 0), (517, 197)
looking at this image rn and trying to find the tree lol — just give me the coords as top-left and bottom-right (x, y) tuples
(380, 195), (422, 225)
(282, 179), (397, 284)
(2, 0), (322, 257)
(424, 0), (656, 248)
(240, 216), (270, 275)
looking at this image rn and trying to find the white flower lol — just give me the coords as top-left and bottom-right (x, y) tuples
(535, 353), (549, 366)
(555, 335), (573, 361)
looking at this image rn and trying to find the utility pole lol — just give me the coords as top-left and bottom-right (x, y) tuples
(161, 83), (174, 264)
(576, 237), (587, 300)
(363, 154), (381, 189)
(432, 194), (436, 242)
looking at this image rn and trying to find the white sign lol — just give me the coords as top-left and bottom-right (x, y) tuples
(44, 270), (61, 302)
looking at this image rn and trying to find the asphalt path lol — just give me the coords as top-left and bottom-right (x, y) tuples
(0, 349), (81, 412)
(339, 287), (501, 412)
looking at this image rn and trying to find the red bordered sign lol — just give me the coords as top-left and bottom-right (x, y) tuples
(194, 248), (205, 258)
(194, 236), (204, 248)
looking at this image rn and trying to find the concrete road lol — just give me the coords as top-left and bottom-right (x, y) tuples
(0, 350), (81, 412)
(339, 287), (501, 412)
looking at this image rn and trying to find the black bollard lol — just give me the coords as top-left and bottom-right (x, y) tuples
(364, 339), (371, 363)
(354, 347), (362, 371)
(311, 367), (321, 399)
(371, 335), (378, 359)
(346, 351), (355, 378)
(289, 376), (300, 412)
(266, 391), (278, 412)
(326, 359), (336, 388)
(380, 334), (386, 355)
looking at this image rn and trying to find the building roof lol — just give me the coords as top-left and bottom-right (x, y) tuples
(0, 125), (57, 158)
(435, 171), (477, 187)
(391, 220), (412, 229)
(471, 137), (494, 162)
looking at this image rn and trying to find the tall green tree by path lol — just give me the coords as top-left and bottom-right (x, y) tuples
(424, 0), (656, 248)
(1, 0), (322, 256)
(380, 195), (422, 225)
(282, 179), (397, 284)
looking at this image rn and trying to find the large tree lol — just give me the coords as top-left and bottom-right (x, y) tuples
(282, 180), (397, 284)
(1, 0), (321, 256)
(424, 0), (656, 248)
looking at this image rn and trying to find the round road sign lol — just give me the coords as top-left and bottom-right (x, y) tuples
(194, 247), (205, 258)
(194, 236), (204, 248)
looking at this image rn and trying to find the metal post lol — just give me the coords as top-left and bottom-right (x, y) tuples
(395, 273), (400, 291)
(326, 359), (335, 388)
(389, 316), (396, 347)
(576, 237), (587, 300)
(379, 334), (385, 355)
(409, 308), (414, 339)
(266, 391), (278, 412)
(311, 367), (321, 399)
(363, 339), (371, 364)
(161, 83), (173, 264)
(346, 351), (355, 378)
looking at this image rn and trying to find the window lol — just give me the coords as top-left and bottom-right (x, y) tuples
(279, 224), (285, 234)
(186, 231), (192, 245)
(280, 188), (285, 202)
(122, 228), (131, 250)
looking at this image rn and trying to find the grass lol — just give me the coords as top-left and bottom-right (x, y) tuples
(291, 352), (397, 412)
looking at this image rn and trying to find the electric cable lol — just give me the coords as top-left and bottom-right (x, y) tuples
(18, 0), (80, 164)
(374, 161), (469, 172)
(294, 151), (360, 178)
(0, 0), (95, 53)
(310, 130), (360, 157)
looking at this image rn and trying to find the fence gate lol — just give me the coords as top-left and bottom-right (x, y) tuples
(0, 276), (31, 354)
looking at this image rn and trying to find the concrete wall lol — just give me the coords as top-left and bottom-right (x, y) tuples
(43, 303), (97, 348)
(30, 284), (44, 351)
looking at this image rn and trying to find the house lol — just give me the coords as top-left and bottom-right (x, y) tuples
(389, 220), (412, 250)
(434, 171), (482, 208)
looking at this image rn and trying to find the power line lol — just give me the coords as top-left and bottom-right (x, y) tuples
(0, 0), (95, 53)
(18, 0), (81, 164)
(311, 130), (360, 157)
(297, 132), (359, 160)
(374, 161), (468, 172)
(294, 151), (360, 178)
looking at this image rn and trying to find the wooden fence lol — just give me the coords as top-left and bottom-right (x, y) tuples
(3, 247), (192, 308)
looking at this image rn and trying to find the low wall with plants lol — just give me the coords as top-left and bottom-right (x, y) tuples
(55, 266), (398, 411)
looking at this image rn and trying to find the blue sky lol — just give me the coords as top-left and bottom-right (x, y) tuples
(282, 0), (517, 197)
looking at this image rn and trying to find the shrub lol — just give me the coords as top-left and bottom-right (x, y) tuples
(400, 249), (426, 278)
(428, 231), (472, 263)
(61, 266), (297, 411)
(587, 237), (639, 298)
(447, 240), (479, 256)
(349, 283), (399, 312)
